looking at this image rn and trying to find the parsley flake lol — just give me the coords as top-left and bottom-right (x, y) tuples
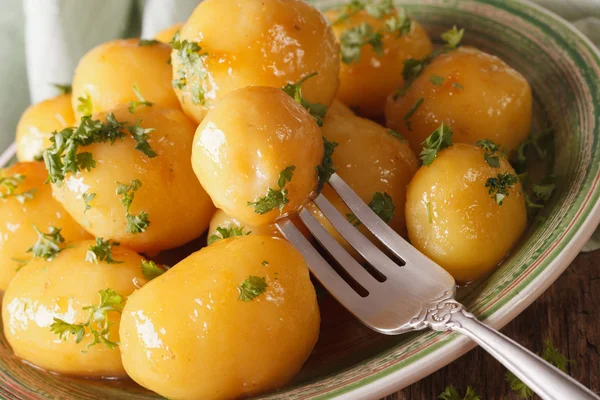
(441, 25), (465, 49)
(0, 173), (36, 203)
(27, 225), (65, 261)
(316, 137), (338, 191)
(340, 22), (383, 64)
(238, 276), (268, 302)
(420, 123), (453, 166)
(116, 180), (150, 234)
(12, 258), (29, 272)
(83, 192), (95, 213)
(332, 0), (393, 25)
(384, 8), (412, 37)
(369, 192), (395, 222)
(138, 39), (160, 46)
(485, 173), (518, 205)
(77, 94), (93, 116)
(127, 120), (158, 157)
(387, 129), (406, 142)
(261, 260), (269, 266)
(477, 139), (503, 168)
(140, 260), (168, 280)
(50, 288), (125, 349)
(452, 82), (464, 90)
(170, 33), (208, 105)
(532, 182), (556, 203)
(438, 384), (481, 400)
(403, 96), (424, 130)
(430, 75), (444, 86)
(426, 201), (433, 223)
(128, 84), (153, 113)
(247, 166), (296, 215)
(52, 83), (72, 95)
(208, 225), (251, 245)
(86, 238), (122, 264)
(282, 73), (328, 126)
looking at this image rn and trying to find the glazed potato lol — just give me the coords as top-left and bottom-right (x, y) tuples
(192, 86), (323, 227)
(51, 105), (214, 253)
(406, 143), (527, 282)
(173, 0), (340, 123)
(208, 209), (280, 244)
(386, 47), (532, 156)
(71, 39), (180, 119)
(328, 99), (355, 117)
(307, 112), (418, 254)
(324, 6), (432, 117)
(154, 22), (184, 43)
(120, 235), (320, 400)
(16, 94), (75, 161)
(2, 240), (147, 377)
(0, 162), (90, 291)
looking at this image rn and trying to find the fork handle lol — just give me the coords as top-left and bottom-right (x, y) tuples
(450, 312), (598, 400)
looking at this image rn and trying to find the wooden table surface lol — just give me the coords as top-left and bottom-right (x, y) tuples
(381, 249), (600, 400)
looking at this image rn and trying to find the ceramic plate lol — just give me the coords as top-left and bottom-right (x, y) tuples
(0, 0), (599, 398)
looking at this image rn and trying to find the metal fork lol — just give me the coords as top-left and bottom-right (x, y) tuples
(276, 173), (598, 400)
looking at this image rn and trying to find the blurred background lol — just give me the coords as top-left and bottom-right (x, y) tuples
(0, 0), (598, 153)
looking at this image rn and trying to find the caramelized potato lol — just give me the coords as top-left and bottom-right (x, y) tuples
(0, 162), (90, 291)
(405, 144), (527, 282)
(2, 240), (147, 377)
(386, 47), (532, 155)
(192, 86), (323, 227)
(120, 236), (320, 400)
(52, 105), (214, 253)
(173, 0), (340, 123)
(16, 94), (75, 161)
(154, 22), (184, 43)
(72, 39), (180, 119)
(324, 6), (432, 117)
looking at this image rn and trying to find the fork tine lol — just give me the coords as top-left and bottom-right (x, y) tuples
(296, 207), (382, 292)
(312, 194), (402, 277)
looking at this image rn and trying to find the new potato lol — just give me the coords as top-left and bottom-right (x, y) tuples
(120, 235), (320, 400)
(405, 144), (527, 282)
(2, 240), (147, 377)
(154, 22), (184, 43)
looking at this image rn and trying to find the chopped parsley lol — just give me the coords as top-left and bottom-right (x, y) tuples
(420, 123), (453, 166)
(128, 84), (153, 113)
(346, 192), (395, 226)
(12, 258), (29, 272)
(387, 128), (406, 142)
(261, 260), (269, 266)
(477, 139), (503, 168)
(282, 72), (328, 126)
(384, 8), (412, 37)
(332, 0), (394, 25)
(247, 166), (296, 215)
(340, 22), (383, 64)
(485, 173), (518, 205)
(0, 173), (36, 203)
(50, 288), (125, 349)
(52, 83), (72, 95)
(438, 385), (481, 400)
(441, 25), (465, 48)
(208, 225), (251, 245)
(238, 276), (268, 302)
(127, 120), (158, 157)
(85, 238), (122, 264)
(140, 260), (168, 280)
(138, 39), (160, 46)
(116, 180), (150, 234)
(170, 32), (208, 105)
(532, 182), (555, 203)
(403, 96), (424, 130)
(316, 137), (338, 191)
(116, 179), (142, 210)
(27, 225), (65, 261)
(452, 82), (464, 90)
(77, 94), (93, 116)
(426, 201), (433, 223)
(83, 192), (95, 213)
(430, 75), (444, 86)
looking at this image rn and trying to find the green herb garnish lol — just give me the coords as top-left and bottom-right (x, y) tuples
(282, 72), (328, 126)
(27, 225), (65, 260)
(316, 137), (338, 191)
(128, 84), (153, 113)
(208, 225), (251, 245)
(340, 22), (383, 64)
(138, 39), (160, 46)
(140, 260), (168, 280)
(86, 238), (122, 264)
(403, 96), (424, 130)
(0, 173), (36, 203)
(430, 75), (444, 86)
(52, 83), (72, 95)
(369, 192), (394, 222)
(419, 123), (453, 166)
(77, 94), (93, 116)
(238, 276), (268, 302)
(116, 180), (150, 234)
(477, 139), (503, 168)
(387, 129), (406, 142)
(170, 32), (208, 105)
(485, 173), (518, 205)
(247, 166), (296, 215)
(82, 192), (95, 213)
(438, 385), (481, 400)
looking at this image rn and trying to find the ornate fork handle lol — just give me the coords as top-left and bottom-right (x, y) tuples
(412, 292), (598, 400)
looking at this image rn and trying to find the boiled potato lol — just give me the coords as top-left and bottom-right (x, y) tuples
(120, 235), (320, 400)
(328, 99), (355, 117)
(0, 162), (90, 291)
(71, 39), (180, 119)
(154, 22), (184, 43)
(307, 112), (418, 255)
(173, 0), (340, 123)
(405, 143), (527, 282)
(324, 5), (432, 118)
(386, 47), (532, 156)
(51, 105), (214, 253)
(192, 86), (323, 227)
(16, 94), (75, 161)
(2, 240), (147, 377)
(208, 209), (280, 244)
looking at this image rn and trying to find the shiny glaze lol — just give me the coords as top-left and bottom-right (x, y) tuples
(16, 94), (75, 162)
(154, 22), (184, 43)
(120, 236), (320, 400)
(324, 9), (433, 118)
(72, 39), (180, 119)
(52, 105), (214, 253)
(192, 86), (323, 227)
(0, 162), (90, 291)
(405, 144), (527, 283)
(208, 209), (281, 241)
(174, 0), (340, 123)
(1, 240), (148, 377)
(386, 47), (532, 156)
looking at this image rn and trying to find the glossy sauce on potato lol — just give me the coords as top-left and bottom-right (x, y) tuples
(52, 105), (214, 253)
(72, 39), (180, 119)
(154, 22), (184, 43)
(405, 144), (527, 282)
(192, 86), (323, 227)
(2, 240), (147, 377)
(16, 94), (75, 161)
(324, 8), (432, 118)
(120, 235), (320, 400)
(386, 47), (532, 156)
(173, 0), (340, 123)
(0, 162), (90, 291)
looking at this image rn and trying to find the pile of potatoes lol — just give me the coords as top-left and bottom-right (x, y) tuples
(2, 0), (532, 399)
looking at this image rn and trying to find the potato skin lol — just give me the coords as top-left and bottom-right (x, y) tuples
(0, 162), (90, 291)
(324, 9), (432, 118)
(72, 39), (180, 119)
(154, 23), (184, 43)
(208, 209), (280, 242)
(120, 235), (320, 400)
(386, 47), (532, 156)
(192, 86), (323, 227)
(2, 240), (147, 377)
(405, 144), (527, 283)
(173, 0), (340, 123)
(16, 94), (75, 161)
(52, 105), (214, 253)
